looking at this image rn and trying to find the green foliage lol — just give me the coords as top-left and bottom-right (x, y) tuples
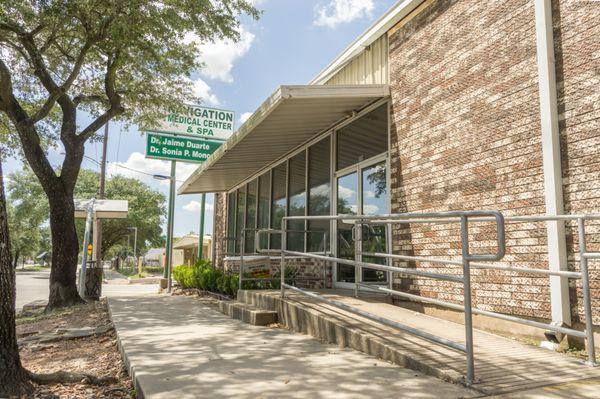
(8, 166), (166, 259)
(172, 260), (240, 297)
(0, 0), (260, 305)
(173, 258), (298, 296)
(0, 0), (261, 135)
(5, 169), (50, 265)
(74, 169), (166, 257)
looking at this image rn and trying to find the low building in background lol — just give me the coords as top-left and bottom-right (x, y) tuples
(173, 234), (213, 266)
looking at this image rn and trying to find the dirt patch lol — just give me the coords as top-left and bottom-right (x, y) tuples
(17, 300), (133, 398)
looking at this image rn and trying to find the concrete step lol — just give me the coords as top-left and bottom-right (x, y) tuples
(217, 300), (278, 326)
(237, 289), (600, 396)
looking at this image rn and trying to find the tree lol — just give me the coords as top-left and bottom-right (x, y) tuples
(0, 0), (259, 309)
(0, 158), (34, 396)
(8, 166), (166, 265)
(73, 169), (166, 258)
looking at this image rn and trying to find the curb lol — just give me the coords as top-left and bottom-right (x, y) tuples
(107, 298), (147, 399)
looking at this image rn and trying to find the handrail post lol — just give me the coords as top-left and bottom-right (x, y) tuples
(281, 219), (287, 298)
(354, 222), (362, 298)
(322, 232), (328, 288)
(577, 217), (597, 366)
(460, 215), (475, 385)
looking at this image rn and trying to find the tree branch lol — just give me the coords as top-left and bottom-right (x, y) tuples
(30, 40), (93, 123)
(73, 94), (108, 107)
(0, 22), (24, 35)
(0, 59), (59, 191)
(0, 59), (14, 110)
(78, 54), (124, 140)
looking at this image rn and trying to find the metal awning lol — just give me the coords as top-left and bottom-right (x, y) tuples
(178, 84), (389, 194)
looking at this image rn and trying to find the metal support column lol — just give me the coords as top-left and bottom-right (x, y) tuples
(534, 0), (571, 326)
(281, 220), (287, 298)
(198, 193), (206, 261)
(239, 229), (245, 290)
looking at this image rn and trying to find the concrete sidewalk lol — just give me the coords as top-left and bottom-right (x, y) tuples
(102, 267), (159, 297)
(108, 294), (478, 399)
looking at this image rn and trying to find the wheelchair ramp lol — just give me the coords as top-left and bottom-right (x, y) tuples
(239, 289), (600, 396)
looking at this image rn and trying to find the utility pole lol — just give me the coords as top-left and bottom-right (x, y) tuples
(92, 122), (109, 268)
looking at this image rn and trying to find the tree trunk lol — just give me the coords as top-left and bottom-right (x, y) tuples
(0, 159), (33, 396)
(10, 108), (86, 310)
(47, 189), (84, 309)
(13, 250), (19, 269)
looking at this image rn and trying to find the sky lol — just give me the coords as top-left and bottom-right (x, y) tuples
(5, 0), (398, 239)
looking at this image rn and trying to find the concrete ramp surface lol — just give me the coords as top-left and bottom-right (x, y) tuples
(108, 294), (477, 399)
(238, 289), (600, 396)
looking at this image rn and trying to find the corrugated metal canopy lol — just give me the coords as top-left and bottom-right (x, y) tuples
(178, 84), (389, 194)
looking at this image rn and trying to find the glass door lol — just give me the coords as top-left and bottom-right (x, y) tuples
(360, 161), (388, 283)
(335, 157), (388, 287)
(336, 172), (358, 283)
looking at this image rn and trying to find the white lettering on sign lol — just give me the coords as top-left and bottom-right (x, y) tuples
(146, 105), (235, 141)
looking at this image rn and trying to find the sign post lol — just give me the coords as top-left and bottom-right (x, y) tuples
(164, 161), (177, 291)
(145, 105), (235, 291)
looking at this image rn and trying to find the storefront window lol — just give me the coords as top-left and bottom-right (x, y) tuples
(257, 171), (270, 251)
(288, 152), (306, 251)
(227, 192), (236, 254)
(245, 179), (257, 253)
(235, 185), (246, 254)
(308, 137), (330, 252)
(224, 102), (388, 262)
(270, 162), (287, 249)
(336, 104), (388, 171)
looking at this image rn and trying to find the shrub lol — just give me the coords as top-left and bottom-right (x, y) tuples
(172, 260), (299, 297)
(172, 261), (240, 297)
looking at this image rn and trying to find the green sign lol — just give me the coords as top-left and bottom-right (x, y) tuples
(148, 105), (235, 141)
(146, 132), (222, 163)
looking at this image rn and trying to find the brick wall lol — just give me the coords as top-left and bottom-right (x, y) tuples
(388, 0), (600, 325)
(388, 0), (553, 320)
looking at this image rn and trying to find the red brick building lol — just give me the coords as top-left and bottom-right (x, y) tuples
(179, 0), (600, 345)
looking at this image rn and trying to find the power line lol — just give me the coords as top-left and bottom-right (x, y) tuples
(109, 162), (186, 183)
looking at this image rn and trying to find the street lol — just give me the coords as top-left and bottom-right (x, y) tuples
(15, 267), (158, 311)
(15, 269), (50, 311)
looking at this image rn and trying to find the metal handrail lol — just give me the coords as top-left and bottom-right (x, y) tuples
(260, 210), (599, 387)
